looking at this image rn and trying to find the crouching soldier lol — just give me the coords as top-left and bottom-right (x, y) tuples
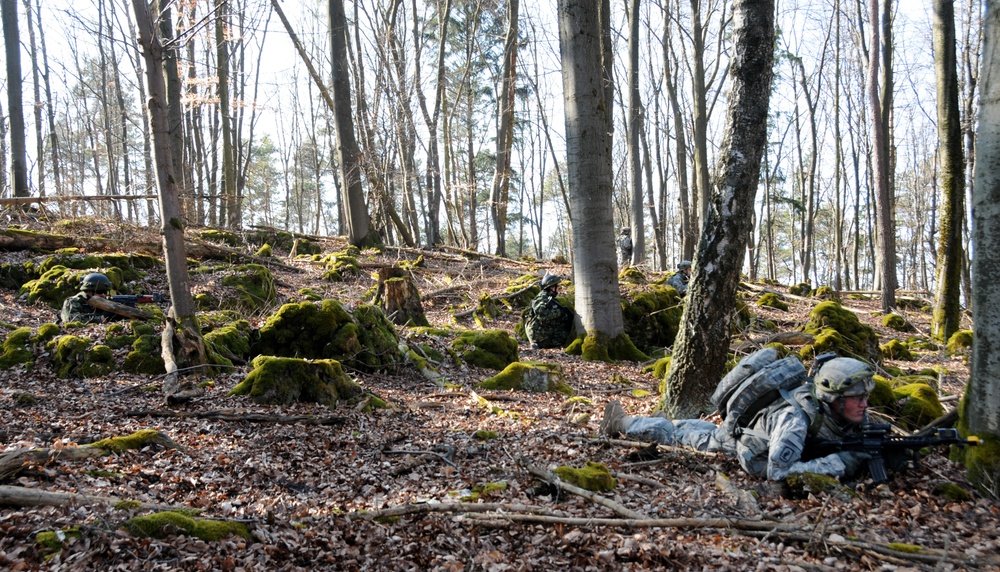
(524, 274), (574, 349)
(60, 273), (122, 324)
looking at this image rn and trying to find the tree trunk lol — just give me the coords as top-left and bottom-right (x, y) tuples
(967, 0), (1000, 477)
(216, 0), (237, 228)
(33, 0), (61, 197)
(2, 0), (29, 197)
(22, 0), (43, 197)
(130, 0), (209, 401)
(931, 0), (966, 343)
(375, 267), (429, 327)
(626, 0), (643, 266)
(689, 0), (710, 237)
(663, 1), (693, 261)
(328, 0), (378, 248)
(559, 0), (626, 359)
(662, 0), (775, 418)
(868, 0), (897, 313)
(489, 0), (519, 257)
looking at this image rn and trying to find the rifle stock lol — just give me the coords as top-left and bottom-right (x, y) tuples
(807, 423), (979, 484)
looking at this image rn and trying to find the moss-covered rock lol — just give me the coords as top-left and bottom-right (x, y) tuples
(77, 344), (115, 378)
(906, 336), (940, 351)
(198, 229), (243, 248)
(47, 334), (92, 378)
(204, 320), (252, 367)
(621, 286), (684, 354)
(866, 375), (898, 411)
(476, 362), (574, 395)
(932, 482), (971, 501)
(123, 331), (166, 375)
(452, 330), (518, 371)
(320, 251), (362, 281)
(812, 286), (839, 301)
(880, 339), (914, 361)
(19, 266), (116, 309)
(230, 355), (364, 406)
(893, 383), (945, 429)
(799, 301), (880, 363)
(945, 330), (973, 355)
(552, 461), (616, 492)
(757, 292), (788, 311)
(35, 527), (82, 557)
(505, 275), (541, 309)
(618, 266), (646, 284)
(789, 282), (811, 297)
(0, 327), (34, 370)
(255, 300), (400, 372)
(882, 313), (913, 332)
(568, 331), (649, 363)
(124, 511), (250, 541)
(220, 264), (276, 312)
(255, 243), (273, 258)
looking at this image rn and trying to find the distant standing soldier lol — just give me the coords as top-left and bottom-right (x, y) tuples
(666, 260), (692, 295)
(524, 274), (574, 349)
(617, 228), (633, 268)
(60, 273), (120, 324)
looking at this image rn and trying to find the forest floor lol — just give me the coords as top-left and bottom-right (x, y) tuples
(0, 217), (997, 571)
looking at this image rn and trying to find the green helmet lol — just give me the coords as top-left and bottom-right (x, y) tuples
(540, 274), (561, 289)
(80, 272), (112, 294)
(812, 357), (874, 403)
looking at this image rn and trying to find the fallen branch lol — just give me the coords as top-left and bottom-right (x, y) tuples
(187, 237), (304, 272)
(462, 513), (784, 531)
(357, 501), (565, 520)
(0, 485), (185, 513)
(125, 409), (348, 425)
(382, 449), (458, 469)
(518, 457), (648, 520)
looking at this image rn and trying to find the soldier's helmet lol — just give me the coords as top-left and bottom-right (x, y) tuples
(812, 357), (875, 404)
(540, 274), (561, 289)
(80, 272), (112, 294)
(620, 228), (630, 235)
(678, 260), (692, 270)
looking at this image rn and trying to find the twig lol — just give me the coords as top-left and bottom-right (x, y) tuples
(383, 449), (458, 469)
(462, 513), (786, 531)
(125, 409), (348, 426)
(358, 502), (565, 519)
(518, 457), (649, 520)
(613, 472), (665, 488)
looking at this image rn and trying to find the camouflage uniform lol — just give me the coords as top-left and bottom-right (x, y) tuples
(60, 292), (120, 324)
(665, 270), (689, 295)
(617, 231), (633, 267)
(625, 384), (869, 481)
(525, 290), (573, 348)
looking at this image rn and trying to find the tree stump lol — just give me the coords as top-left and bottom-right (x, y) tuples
(376, 267), (429, 326)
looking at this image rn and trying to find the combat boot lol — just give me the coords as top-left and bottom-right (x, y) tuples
(599, 401), (635, 437)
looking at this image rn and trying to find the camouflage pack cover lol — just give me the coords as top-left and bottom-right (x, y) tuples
(712, 349), (808, 444)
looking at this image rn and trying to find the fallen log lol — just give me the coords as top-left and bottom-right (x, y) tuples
(125, 409), (347, 425)
(0, 485), (186, 512)
(0, 430), (180, 482)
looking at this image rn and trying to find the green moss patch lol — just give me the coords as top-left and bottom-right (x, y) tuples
(880, 339), (914, 361)
(123, 331), (166, 375)
(799, 301), (880, 363)
(230, 355), (364, 406)
(621, 286), (684, 354)
(476, 362), (574, 395)
(892, 383), (945, 429)
(789, 282), (811, 297)
(220, 264), (277, 312)
(255, 300), (400, 372)
(124, 511), (250, 541)
(618, 266), (646, 284)
(552, 461), (616, 492)
(0, 327), (34, 370)
(451, 329), (518, 371)
(882, 313), (913, 332)
(757, 292), (788, 311)
(204, 320), (252, 367)
(945, 330), (973, 355)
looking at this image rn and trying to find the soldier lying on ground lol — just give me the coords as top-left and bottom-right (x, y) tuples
(600, 355), (878, 482)
(60, 273), (125, 324)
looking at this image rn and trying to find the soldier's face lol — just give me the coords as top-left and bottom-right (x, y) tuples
(836, 394), (868, 424)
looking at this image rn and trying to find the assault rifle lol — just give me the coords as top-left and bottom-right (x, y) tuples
(109, 293), (169, 307)
(806, 423), (979, 484)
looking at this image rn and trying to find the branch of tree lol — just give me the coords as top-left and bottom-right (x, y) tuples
(125, 409), (348, 426)
(518, 457), (649, 520)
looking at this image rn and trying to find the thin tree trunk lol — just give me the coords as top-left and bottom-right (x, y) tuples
(22, 0), (43, 197)
(868, 0), (896, 313)
(33, 0), (60, 197)
(3, 0), (29, 196)
(489, 0), (519, 257)
(627, 0), (643, 266)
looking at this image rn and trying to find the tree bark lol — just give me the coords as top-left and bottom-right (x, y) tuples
(968, 0), (1000, 440)
(2, 0), (29, 197)
(663, 0), (775, 418)
(559, 0), (625, 357)
(869, 0), (897, 313)
(627, 0), (643, 266)
(931, 0), (965, 343)
(489, 0), (519, 257)
(130, 0), (209, 401)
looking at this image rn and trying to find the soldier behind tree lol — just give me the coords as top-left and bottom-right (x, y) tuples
(666, 260), (692, 295)
(524, 274), (574, 349)
(617, 228), (633, 268)
(60, 273), (122, 324)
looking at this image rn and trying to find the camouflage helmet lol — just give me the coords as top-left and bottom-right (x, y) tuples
(540, 274), (561, 289)
(620, 227), (630, 235)
(678, 260), (692, 270)
(812, 357), (875, 403)
(80, 272), (112, 294)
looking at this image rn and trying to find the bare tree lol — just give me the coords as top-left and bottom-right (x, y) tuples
(2, 0), (29, 196)
(489, 0), (519, 256)
(662, 0), (775, 418)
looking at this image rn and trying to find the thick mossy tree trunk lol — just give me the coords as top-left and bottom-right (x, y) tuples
(131, 1), (208, 402)
(662, 0), (775, 418)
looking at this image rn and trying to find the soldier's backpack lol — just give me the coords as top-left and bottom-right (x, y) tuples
(710, 348), (808, 445)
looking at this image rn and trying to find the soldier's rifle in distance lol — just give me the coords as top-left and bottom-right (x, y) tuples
(807, 423), (979, 484)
